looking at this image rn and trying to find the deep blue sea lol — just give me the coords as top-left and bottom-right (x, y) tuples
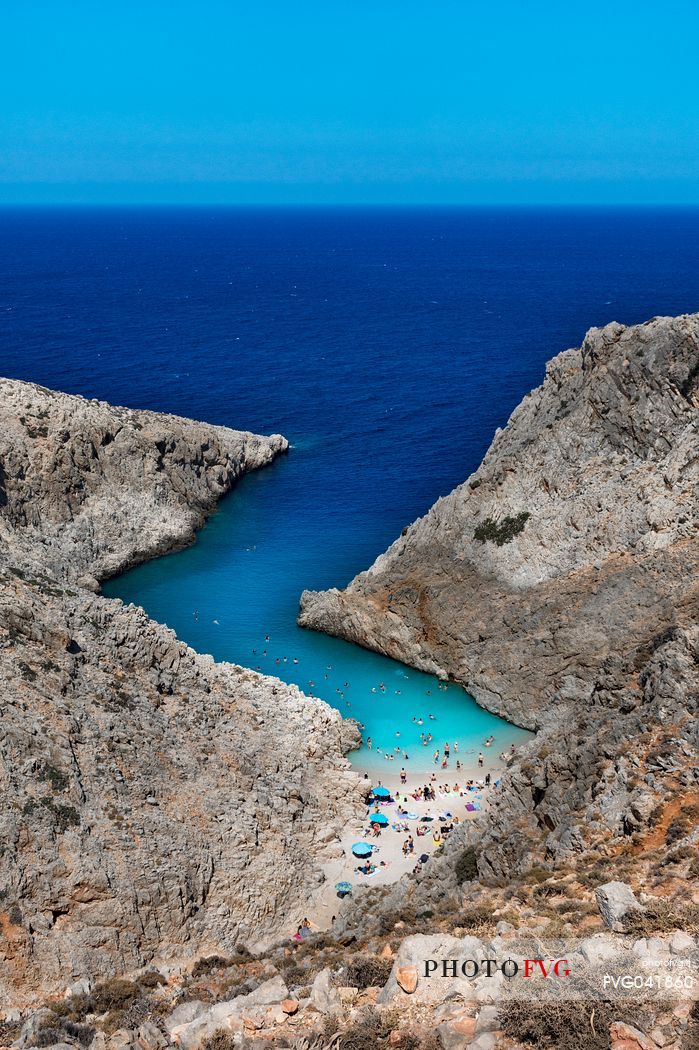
(2, 206), (698, 773)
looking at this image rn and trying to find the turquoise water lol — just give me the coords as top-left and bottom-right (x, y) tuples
(104, 452), (530, 774)
(9, 207), (697, 773)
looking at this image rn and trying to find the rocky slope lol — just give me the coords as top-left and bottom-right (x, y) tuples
(0, 381), (364, 1006)
(300, 314), (699, 730)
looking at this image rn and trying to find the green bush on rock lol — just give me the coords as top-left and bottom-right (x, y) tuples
(474, 512), (530, 546)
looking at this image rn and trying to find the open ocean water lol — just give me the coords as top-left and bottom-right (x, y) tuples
(2, 206), (698, 773)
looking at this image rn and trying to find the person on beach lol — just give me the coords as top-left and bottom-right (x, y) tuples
(433, 750), (440, 764)
(444, 742), (450, 759)
(478, 752), (484, 767)
(400, 767), (407, 785)
(485, 772), (491, 786)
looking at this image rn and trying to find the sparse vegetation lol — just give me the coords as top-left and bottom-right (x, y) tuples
(499, 998), (650, 1050)
(191, 955), (233, 977)
(23, 796), (80, 832)
(455, 846), (479, 884)
(621, 898), (699, 936)
(343, 954), (394, 990)
(38, 763), (69, 792)
(201, 1030), (237, 1050)
(474, 511), (530, 545)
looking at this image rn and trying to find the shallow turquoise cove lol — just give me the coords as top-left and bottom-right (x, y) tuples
(104, 452), (531, 775)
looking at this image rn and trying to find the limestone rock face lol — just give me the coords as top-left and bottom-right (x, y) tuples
(596, 882), (643, 932)
(0, 378), (288, 581)
(0, 380), (364, 1005)
(300, 314), (699, 729)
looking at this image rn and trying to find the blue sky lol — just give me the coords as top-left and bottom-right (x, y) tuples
(1, 0), (698, 204)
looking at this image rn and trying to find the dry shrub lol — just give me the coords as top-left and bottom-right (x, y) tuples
(332, 1007), (399, 1050)
(31, 1016), (95, 1049)
(139, 969), (166, 989)
(454, 846), (479, 884)
(456, 903), (494, 931)
(90, 978), (142, 1012)
(622, 898), (699, 936)
(201, 1029), (237, 1050)
(499, 999), (649, 1050)
(343, 954), (394, 990)
(0, 1022), (21, 1045)
(191, 955), (233, 977)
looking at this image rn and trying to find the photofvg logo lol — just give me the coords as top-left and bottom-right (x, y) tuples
(418, 937), (699, 1004)
(424, 957), (572, 980)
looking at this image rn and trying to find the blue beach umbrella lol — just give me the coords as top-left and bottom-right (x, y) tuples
(369, 812), (389, 826)
(372, 786), (391, 798)
(335, 881), (353, 893)
(352, 842), (373, 857)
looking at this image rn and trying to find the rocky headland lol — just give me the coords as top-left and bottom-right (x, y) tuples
(300, 313), (698, 732)
(0, 381), (364, 1005)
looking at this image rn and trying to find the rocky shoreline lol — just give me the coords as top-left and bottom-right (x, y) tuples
(0, 381), (365, 1005)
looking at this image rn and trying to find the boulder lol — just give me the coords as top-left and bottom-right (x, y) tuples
(136, 1023), (168, 1050)
(396, 967), (418, 994)
(308, 968), (340, 1014)
(437, 1016), (477, 1049)
(171, 976), (289, 1048)
(16, 1010), (59, 1048)
(595, 882), (643, 932)
(609, 1021), (656, 1050)
(164, 1002), (206, 1035)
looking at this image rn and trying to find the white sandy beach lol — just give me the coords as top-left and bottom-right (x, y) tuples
(298, 747), (515, 935)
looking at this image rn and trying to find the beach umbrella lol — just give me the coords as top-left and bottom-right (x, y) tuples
(371, 786), (391, 798)
(335, 881), (353, 893)
(369, 812), (388, 826)
(352, 842), (373, 857)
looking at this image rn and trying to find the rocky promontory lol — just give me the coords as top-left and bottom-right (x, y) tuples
(300, 314), (699, 730)
(0, 381), (364, 1005)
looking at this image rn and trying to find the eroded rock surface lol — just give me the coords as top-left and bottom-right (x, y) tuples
(0, 381), (364, 1004)
(300, 314), (699, 729)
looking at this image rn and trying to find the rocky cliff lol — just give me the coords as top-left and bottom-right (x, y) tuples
(300, 313), (699, 902)
(300, 314), (699, 730)
(0, 381), (364, 1005)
